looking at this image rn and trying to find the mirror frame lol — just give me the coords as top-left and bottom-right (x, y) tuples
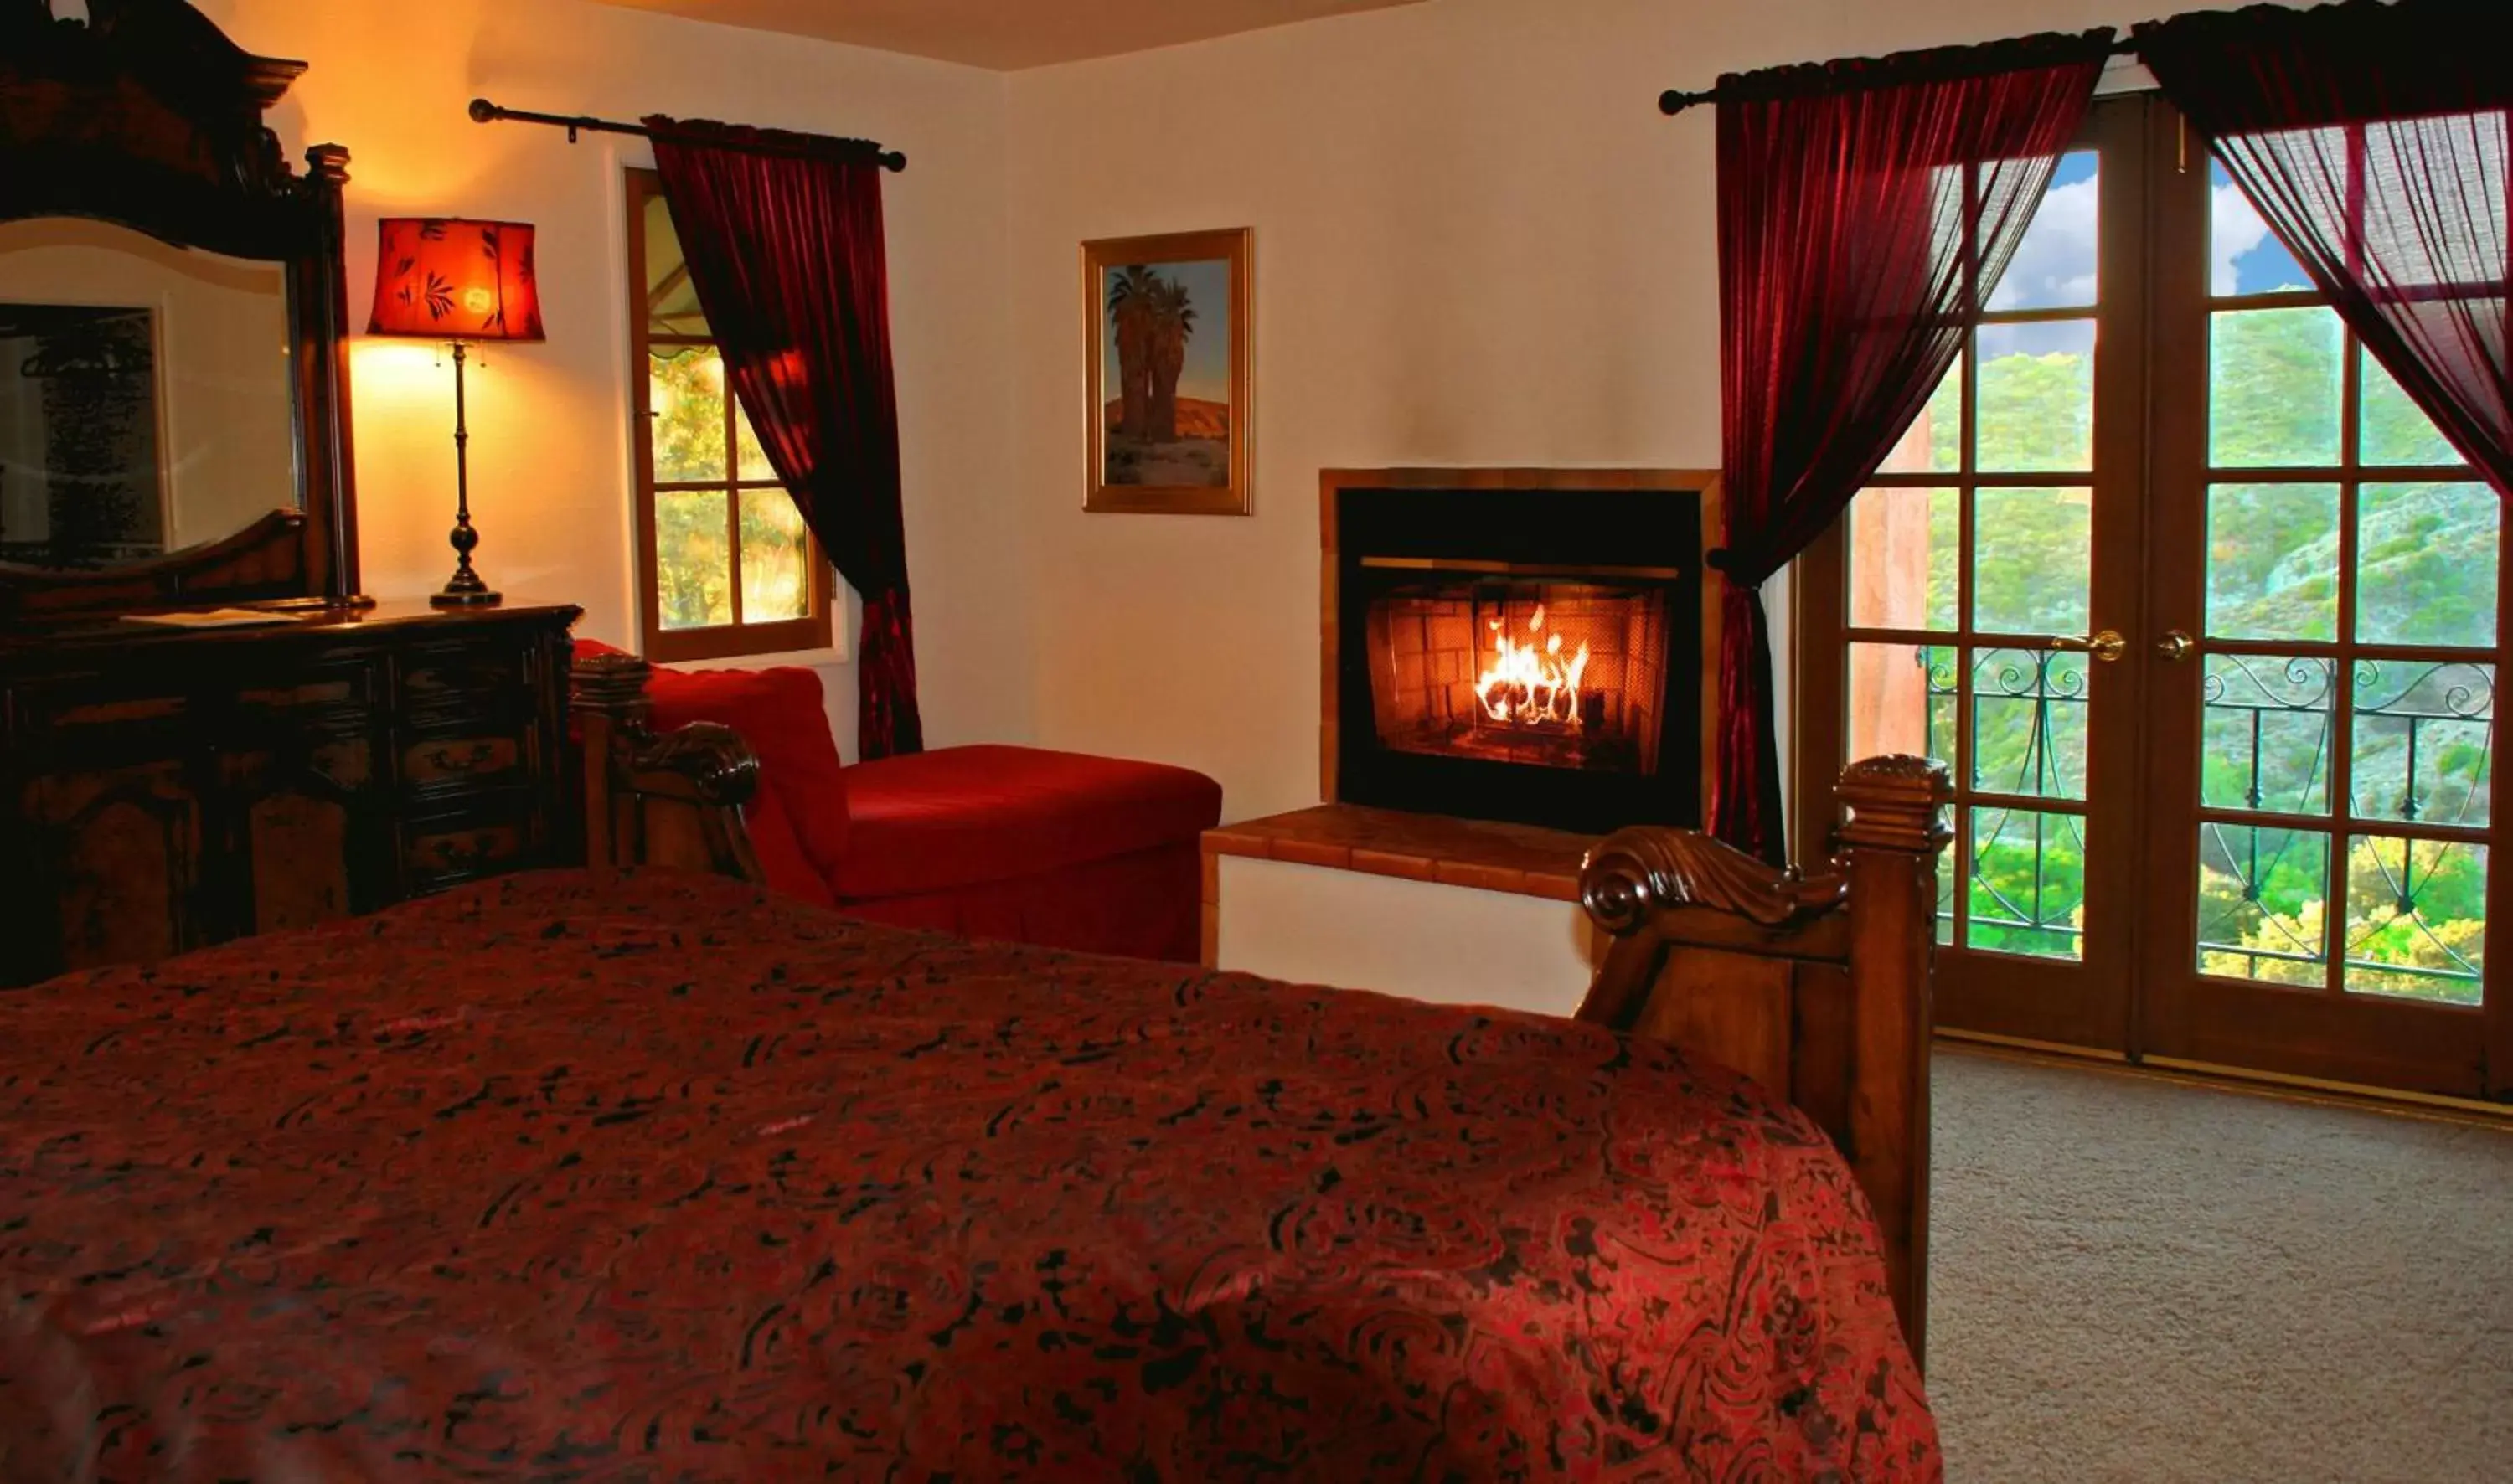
(0, 0), (359, 621)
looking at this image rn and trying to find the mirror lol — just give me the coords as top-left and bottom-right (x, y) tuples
(0, 218), (295, 570)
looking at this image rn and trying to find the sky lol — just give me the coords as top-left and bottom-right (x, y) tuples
(1100, 258), (1232, 407)
(1977, 150), (2314, 358)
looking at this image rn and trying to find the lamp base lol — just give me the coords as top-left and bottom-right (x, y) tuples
(431, 585), (503, 610)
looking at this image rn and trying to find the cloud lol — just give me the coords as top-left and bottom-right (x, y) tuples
(1984, 168), (2291, 302)
(2211, 181), (2275, 294)
(1989, 176), (2098, 312)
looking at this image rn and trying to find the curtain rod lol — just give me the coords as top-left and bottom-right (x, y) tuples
(1659, 34), (2142, 116)
(467, 99), (907, 172)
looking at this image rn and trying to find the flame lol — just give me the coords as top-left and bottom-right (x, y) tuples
(1478, 605), (1591, 726)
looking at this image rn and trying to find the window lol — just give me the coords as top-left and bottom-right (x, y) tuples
(627, 168), (833, 662)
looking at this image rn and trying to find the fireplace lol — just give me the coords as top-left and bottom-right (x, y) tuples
(1325, 472), (1706, 834)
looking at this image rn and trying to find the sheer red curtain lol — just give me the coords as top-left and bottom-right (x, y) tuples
(646, 116), (924, 757)
(2135, 0), (2513, 498)
(1713, 33), (2113, 861)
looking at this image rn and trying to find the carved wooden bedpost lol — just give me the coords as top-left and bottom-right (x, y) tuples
(1832, 755), (1955, 1363)
(1573, 754), (1952, 1363)
(570, 652), (768, 884)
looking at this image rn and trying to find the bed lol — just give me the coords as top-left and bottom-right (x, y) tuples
(0, 653), (1953, 1480)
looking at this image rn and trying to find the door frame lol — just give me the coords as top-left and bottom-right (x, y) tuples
(1791, 90), (2509, 1102)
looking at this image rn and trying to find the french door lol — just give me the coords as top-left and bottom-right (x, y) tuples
(1795, 95), (2507, 1101)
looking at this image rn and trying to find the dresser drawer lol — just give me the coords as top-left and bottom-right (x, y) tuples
(11, 660), (377, 739)
(232, 662), (379, 714)
(400, 728), (534, 795)
(400, 642), (535, 709)
(400, 796), (552, 894)
(8, 678), (191, 738)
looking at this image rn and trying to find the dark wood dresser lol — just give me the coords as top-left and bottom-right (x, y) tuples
(0, 601), (581, 986)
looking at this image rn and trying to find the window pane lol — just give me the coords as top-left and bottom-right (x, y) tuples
(1976, 319), (2093, 473)
(1880, 357), (1963, 477)
(735, 400), (777, 482)
(650, 347), (728, 483)
(2209, 160), (2312, 296)
(2356, 482), (2498, 648)
(739, 489), (812, 625)
(1967, 806), (2086, 961)
(2197, 824), (2329, 987)
(1971, 647), (2088, 801)
(1847, 642), (1954, 768)
(2201, 654), (2336, 813)
(2360, 354), (2464, 467)
(2344, 836), (2485, 1006)
(2211, 307), (2344, 467)
(1988, 151), (2098, 312)
(1974, 486), (2091, 636)
(1847, 487), (1958, 631)
(2352, 661), (2493, 828)
(642, 190), (709, 338)
(2206, 482), (2340, 641)
(655, 488), (732, 631)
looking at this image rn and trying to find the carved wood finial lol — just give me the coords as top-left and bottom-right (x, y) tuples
(1580, 826), (1845, 937)
(570, 651), (653, 724)
(1834, 755), (1953, 856)
(303, 142), (351, 183)
(635, 722), (761, 809)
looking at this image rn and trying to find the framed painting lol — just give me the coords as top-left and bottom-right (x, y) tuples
(1082, 228), (1251, 515)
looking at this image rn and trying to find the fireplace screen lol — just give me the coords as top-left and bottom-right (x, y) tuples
(1365, 579), (1669, 776)
(1329, 478), (1704, 832)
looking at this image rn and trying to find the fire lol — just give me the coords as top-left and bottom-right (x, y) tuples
(1478, 603), (1591, 727)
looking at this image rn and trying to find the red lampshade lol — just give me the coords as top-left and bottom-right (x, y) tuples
(366, 218), (545, 343)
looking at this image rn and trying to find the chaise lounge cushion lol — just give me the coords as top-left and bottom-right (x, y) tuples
(832, 745), (1224, 902)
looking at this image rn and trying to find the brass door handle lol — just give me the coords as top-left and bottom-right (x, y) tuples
(2048, 629), (2128, 663)
(2155, 630), (2196, 662)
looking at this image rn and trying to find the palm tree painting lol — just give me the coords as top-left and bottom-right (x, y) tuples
(1097, 258), (1233, 488)
(1086, 228), (1250, 514)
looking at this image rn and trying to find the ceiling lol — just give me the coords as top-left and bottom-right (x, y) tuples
(588, 0), (1428, 71)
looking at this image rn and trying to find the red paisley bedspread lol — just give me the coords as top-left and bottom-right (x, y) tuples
(1, 870), (1938, 1481)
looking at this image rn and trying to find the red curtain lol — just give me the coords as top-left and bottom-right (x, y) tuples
(2135, 0), (2513, 498)
(1712, 33), (2112, 862)
(646, 116), (924, 758)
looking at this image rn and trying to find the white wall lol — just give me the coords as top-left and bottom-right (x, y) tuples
(1001, 0), (2179, 822)
(194, 0), (1028, 756)
(1220, 856), (1595, 1012)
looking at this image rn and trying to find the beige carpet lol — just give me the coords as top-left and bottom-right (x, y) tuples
(1929, 1049), (2513, 1483)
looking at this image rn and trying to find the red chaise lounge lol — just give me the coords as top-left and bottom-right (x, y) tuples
(575, 641), (1221, 962)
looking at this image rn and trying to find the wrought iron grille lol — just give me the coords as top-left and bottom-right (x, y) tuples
(1911, 647), (2491, 995)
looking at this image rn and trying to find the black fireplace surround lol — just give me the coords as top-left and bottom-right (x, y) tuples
(1333, 482), (1704, 834)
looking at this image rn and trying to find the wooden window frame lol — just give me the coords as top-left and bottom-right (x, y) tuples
(626, 167), (834, 664)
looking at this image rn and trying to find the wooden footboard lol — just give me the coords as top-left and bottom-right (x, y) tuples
(572, 651), (770, 884)
(1574, 755), (1953, 1362)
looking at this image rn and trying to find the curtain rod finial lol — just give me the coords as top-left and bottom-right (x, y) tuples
(1659, 88), (1709, 116)
(881, 150), (908, 173)
(468, 98), (498, 124)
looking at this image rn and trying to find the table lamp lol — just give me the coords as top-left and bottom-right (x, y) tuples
(367, 218), (544, 607)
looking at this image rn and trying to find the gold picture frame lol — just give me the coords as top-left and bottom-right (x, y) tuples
(1082, 228), (1251, 515)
